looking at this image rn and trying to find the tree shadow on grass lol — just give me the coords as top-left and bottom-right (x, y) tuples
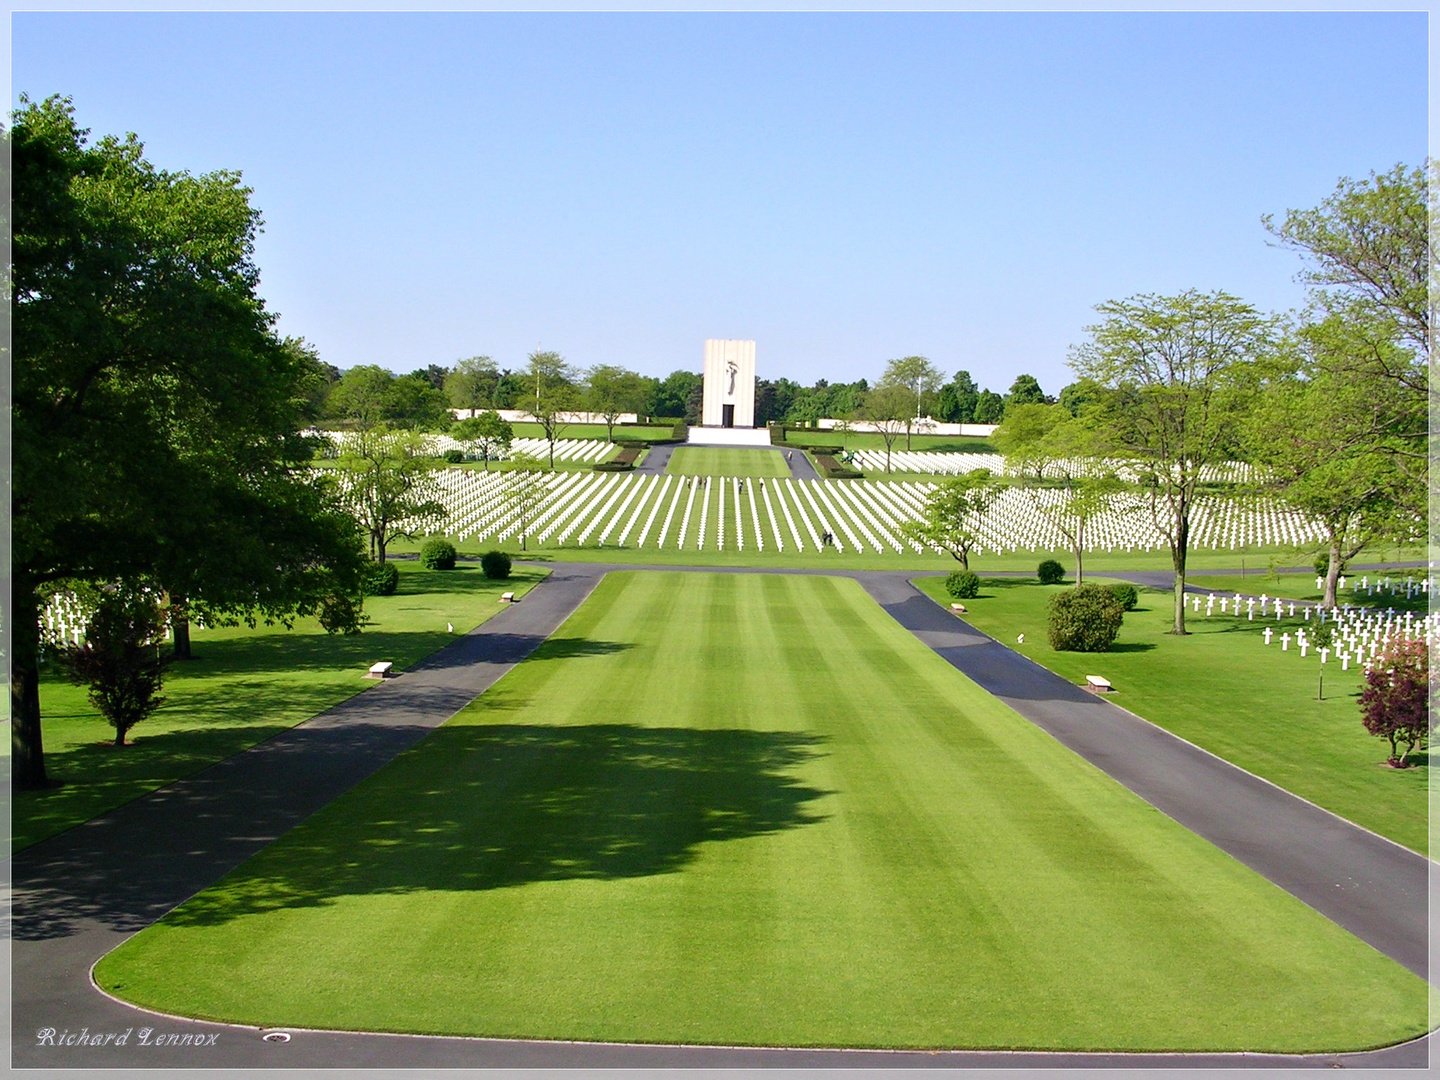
(1105, 642), (1158, 654)
(163, 723), (830, 927)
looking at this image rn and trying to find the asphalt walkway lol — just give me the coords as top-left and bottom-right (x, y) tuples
(9, 561), (1432, 1069)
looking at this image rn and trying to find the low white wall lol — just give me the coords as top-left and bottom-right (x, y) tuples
(451, 409), (641, 425)
(812, 418), (998, 437)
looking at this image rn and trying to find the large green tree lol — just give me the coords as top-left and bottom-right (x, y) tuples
(11, 95), (367, 787)
(1070, 290), (1275, 634)
(336, 429), (448, 563)
(585, 364), (648, 442)
(526, 350), (582, 469)
(902, 469), (1004, 570)
(1245, 316), (1421, 608)
(444, 355), (500, 416)
(1265, 162), (1430, 531)
(879, 356), (945, 450)
(993, 403), (1122, 585)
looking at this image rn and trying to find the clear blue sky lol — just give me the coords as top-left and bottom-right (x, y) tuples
(12, 11), (1428, 395)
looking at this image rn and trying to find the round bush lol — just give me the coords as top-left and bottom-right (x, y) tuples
(480, 550), (512, 580)
(1037, 559), (1066, 585)
(1106, 582), (1139, 611)
(1047, 584), (1125, 652)
(420, 538), (457, 571)
(362, 561), (400, 597)
(945, 570), (981, 599)
(442, 449), (464, 464)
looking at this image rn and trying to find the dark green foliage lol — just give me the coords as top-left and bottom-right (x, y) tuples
(58, 586), (172, 746)
(1037, 560), (1066, 585)
(480, 550), (512, 580)
(1106, 582), (1139, 611)
(945, 571), (981, 599)
(363, 562), (401, 596)
(10, 95), (368, 787)
(1047, 584), (1126, 652)
(1314, 553), (1347, 577)
(593, 460), (635, 473)
(442, 449), (464, 464)
(419, 539), (457, 571)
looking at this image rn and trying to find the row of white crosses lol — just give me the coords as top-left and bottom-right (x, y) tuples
(852, 450), (1260, 486)
(1195, 575), (1437, 674)
(312, 430), (613, 465)
(394, 470), (1331, 557)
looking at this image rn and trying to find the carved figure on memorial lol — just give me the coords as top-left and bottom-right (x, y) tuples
(726, 360), (738, 396)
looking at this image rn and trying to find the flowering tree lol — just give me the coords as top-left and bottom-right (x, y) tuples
(1358, 638), (1432, 767)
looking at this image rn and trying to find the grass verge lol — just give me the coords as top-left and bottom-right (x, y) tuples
(665, 446), (791, 478)
(15, 563), (546, 851)
(912, 575), (1428, 854)
(98, 572), (1428, 1051)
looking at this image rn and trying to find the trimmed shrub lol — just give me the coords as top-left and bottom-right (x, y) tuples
(945, 570), (981, 599)
(593, 460), (635, 472)
(480, 550), (512, 579)
(442, 449), (464, 464)
(815, 454), (862, 479)
(420, 538), (457, 570)
(363, 561), (400, 597)
(1047, 584), (1125, 652)
(1106, 582), (1139, 611)
(1037, 559), (1066, 585)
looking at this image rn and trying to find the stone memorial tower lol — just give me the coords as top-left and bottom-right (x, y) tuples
(701, 339), (756, 429)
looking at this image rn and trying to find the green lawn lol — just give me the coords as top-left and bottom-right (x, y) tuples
(1185, 571), (1430, 613)
(913, 576), (1429, 854)
(666, 446), (791, 478)
(97, 571), (1428, 1052)
(15, 563), (547, 851)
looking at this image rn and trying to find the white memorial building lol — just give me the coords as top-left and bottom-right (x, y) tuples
(690, 339), (771, 446)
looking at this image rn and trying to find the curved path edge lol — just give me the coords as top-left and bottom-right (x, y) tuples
(8, 562), (1432, 1069)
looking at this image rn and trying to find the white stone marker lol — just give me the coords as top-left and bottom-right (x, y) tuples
(1319, 647), (1329, 664)
(1263, 627), (1273, 645)
(1281, 632), (1291, 651)
(1300, 642), (1309, 657)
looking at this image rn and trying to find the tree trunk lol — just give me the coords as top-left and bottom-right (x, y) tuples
(11, 578), (49, 789)
(1074, 520), (1085, 586)
(169, 592), (193, 661)
(1170, 518), (1189, 636)
(1322, 536), (1342, 609)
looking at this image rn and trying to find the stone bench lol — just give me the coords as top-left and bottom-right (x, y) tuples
(1085, 675), (1112, 693)
(950, 602), (967, 614)
(366, 661), (394, 680)
(500, 592), (516, 603)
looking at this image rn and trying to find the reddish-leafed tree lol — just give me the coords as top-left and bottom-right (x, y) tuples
(1359, 638), (1432, 767)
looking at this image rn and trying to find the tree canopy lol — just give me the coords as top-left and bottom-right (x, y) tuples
(11, 95), (367, 787)
(1069, 290), (1275, 633)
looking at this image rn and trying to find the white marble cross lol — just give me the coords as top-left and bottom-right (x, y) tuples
(1281, 632), (1291, 651)
(1263, 627), (1273, 645)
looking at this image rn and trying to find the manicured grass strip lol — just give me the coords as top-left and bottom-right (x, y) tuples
(913, 575), (1428, 854)
(99, 572), (1427, 1052)
(666, 447), (790, 478)
(15, 564), (546, 851)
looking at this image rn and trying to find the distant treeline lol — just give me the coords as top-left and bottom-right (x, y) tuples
(302, 353), (1068, 431)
